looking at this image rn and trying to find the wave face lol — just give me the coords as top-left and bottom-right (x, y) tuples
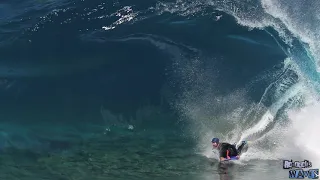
(0, 0), (320, 173)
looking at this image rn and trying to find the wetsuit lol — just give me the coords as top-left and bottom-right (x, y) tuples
(218, 142), (246, 158)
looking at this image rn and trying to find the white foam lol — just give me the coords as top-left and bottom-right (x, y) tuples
(261, 0), (320, 71)
(239, 111), (273, 142)
(285, 101), (320, 167)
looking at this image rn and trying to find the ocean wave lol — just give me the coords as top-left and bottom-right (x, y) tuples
(0, 0), (319, 168)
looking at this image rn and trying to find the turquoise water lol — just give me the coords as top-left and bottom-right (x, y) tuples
(0, 122), (290, 180)
(0, 0), (320, 179)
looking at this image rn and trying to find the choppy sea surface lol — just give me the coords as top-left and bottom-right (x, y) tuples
(0, 0), (320, 179)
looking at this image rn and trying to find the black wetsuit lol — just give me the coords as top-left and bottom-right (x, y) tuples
(218, 142), (246, 158)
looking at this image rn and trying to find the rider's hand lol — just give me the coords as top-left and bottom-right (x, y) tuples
(236, 155), (240, 159)
(226, 156), (231, 159)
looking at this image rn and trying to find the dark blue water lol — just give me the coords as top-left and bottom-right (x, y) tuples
(0, 0), (319, 179)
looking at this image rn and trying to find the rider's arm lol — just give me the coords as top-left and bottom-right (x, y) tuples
(225, 144), (232, 159)
(219, 146), (229, 161)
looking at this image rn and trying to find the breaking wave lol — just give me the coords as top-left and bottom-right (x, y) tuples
(0, 0), (319, 168)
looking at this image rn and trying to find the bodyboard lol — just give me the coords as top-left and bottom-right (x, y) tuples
(222, 156), (239, 161)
